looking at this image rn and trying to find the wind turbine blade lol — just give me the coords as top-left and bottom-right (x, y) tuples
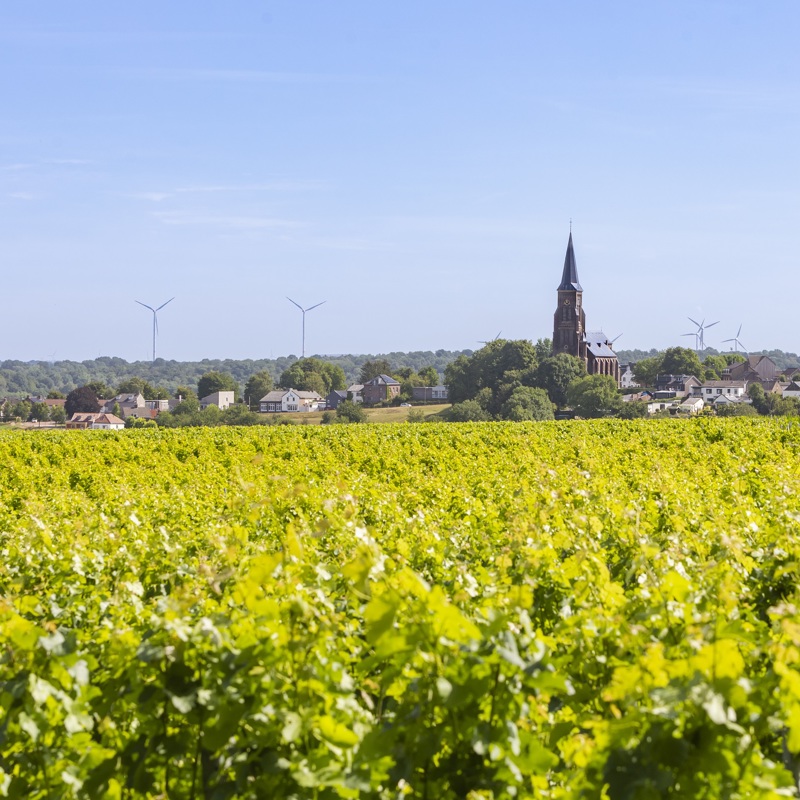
(306, 301), (326, 312)
(286, 297), (304, 312)
(705, 321), (719, 329)
(736, 324), (742, 337)
(136, 300), (155, 312)
(721, 338), (735, 343)
(688, 316), (701, 328)
(156, 297), (175, 312)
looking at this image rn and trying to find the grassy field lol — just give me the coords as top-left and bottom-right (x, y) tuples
(259, 402), (451, 424)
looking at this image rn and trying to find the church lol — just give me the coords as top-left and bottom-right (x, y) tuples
(552, 232), (621, 385)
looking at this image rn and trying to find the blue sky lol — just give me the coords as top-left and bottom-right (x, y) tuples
(2, 2), (799, 362)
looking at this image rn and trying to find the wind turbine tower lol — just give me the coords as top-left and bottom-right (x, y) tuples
(287, 297), (326, 358)
(136, 297), (175, 362)
(687, 316), (719, 352)
(722, 324), (748, 354)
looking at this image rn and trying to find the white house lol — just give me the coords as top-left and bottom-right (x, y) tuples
(677, 397), (705, 415)
(66, 412), (125, 430)
(619, 364), (639, 389)
(783, 381), (800, 400)
(693, 381), (747, 401)
(259, 388), (324, 413)
(200, 391), (235, 410)
(346, 384), (364, 404)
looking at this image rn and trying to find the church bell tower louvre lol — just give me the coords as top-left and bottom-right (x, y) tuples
(551, 230), (621, 386)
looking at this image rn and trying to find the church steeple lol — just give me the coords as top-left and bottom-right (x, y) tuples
(553, 230), (585, 358)
(557, 231), (582, 291)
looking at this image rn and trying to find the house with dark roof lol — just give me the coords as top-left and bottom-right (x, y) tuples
(326, 390), (348, 410)
(552, 232), (621, 385)
(724, 355), (778, 385)
(362, 375), (401, 405)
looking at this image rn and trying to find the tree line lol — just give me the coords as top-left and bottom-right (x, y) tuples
(0, 350), (469, 399)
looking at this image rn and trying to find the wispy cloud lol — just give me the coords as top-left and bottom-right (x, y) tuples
(45, 158), (93, 166)
(2, 163), (34, 172)
(8, 192), (39, 200)
(153, 211), (302, 230)
(127, 180), (326, 203)
(145, 68), (374, 85)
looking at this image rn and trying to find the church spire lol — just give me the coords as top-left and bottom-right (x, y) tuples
(557, 231), (582, 291)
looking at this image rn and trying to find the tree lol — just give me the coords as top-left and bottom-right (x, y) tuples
(447, 400), (492, 422)
(47, 390), (65, 399)
(632, 357), (662, 387)
(116, 377), (152, 397)
(444, 339), (539, 415)
(172, 396), (201, 416)
(279, 359), (345, 395)
(360, 359), (392, 383)
(748, 382), (765, 413)
(407, 408), (426, 423)
(660, 347), (703, 377)
(174, 386), (197, 401)
(703, 354), (728, 378)
(418, 366), (440, 386)
(534, 338), (553, 361)
(86, 380), (114, 400)
(617, 400), (649, 419)
(535, 354), (586, 408)
(65, 386), (100, 417)
(111, 402), (123, 418)
(336, 400), (367, 423)
(12, 400), (32, 421)
(501, 386), (555, 421)
(716, 403), (757, 417)
(197, 371), (238, 401)
(567, 375), (622, 418)
(244, 371), (274, 410)
(50, 405), (67, 424)
(29, 402), (50, 422)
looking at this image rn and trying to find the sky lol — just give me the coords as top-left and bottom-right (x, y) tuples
(2, 1), (799, 362)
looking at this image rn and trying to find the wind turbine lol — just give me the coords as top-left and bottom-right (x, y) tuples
(688, 316), (719, 351)
(477, 331), (502, 344)
(682, 331), (700, 351)
(722, 324), (748, 354)
(287, 297), (326, 358)
(136, 297), (174, 362)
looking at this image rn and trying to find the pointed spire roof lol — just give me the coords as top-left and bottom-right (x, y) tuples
(558, 232), (582, 291)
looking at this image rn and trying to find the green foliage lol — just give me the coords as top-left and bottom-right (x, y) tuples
(29, 402), (50, 422)
(536, 353), (587, 407)
(49, 405), (67, 424)
(418, 366), (440, 386)
(447, 399), (492, 421)
(617, 400), (649, 418)
(116, 377), (154, 398)
(85, 379), (114, 399)
(716, 402), (758, 417)
(406, 408), (426, 423)
(3, 420), (800, 796)
(567, 374), (623, 418)
(501, 386), (554, 421)
(360, 359), (392, 383)
(336, 399), (368, 423)
(244, 370), (274, 410)
(46, 390), (65, 399)
(632, 356), (662, 387)
(445, 339), (539, 416)
(64, 386), (100, 417)
(197, 371), (238, 401)
(660, 346), (703, 377)
(280, 358), (346, 395)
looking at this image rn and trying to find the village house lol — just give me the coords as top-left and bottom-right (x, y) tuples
(693, 381), (747, 401)
(259, 388), (324, 413)
(200, 391), (235, 410)
(66, 412), (126, 430)
(362, 375), (401, 405)
(412, 385), (449, 402)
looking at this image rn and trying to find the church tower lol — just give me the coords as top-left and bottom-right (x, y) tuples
(552, 232), (586, 358)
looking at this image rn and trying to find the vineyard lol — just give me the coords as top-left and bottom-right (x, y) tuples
(2, 419), (800, 798)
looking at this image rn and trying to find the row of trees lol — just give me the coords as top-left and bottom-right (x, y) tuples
(0, 350), (468, 399)
(632, 347), (746, 386)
